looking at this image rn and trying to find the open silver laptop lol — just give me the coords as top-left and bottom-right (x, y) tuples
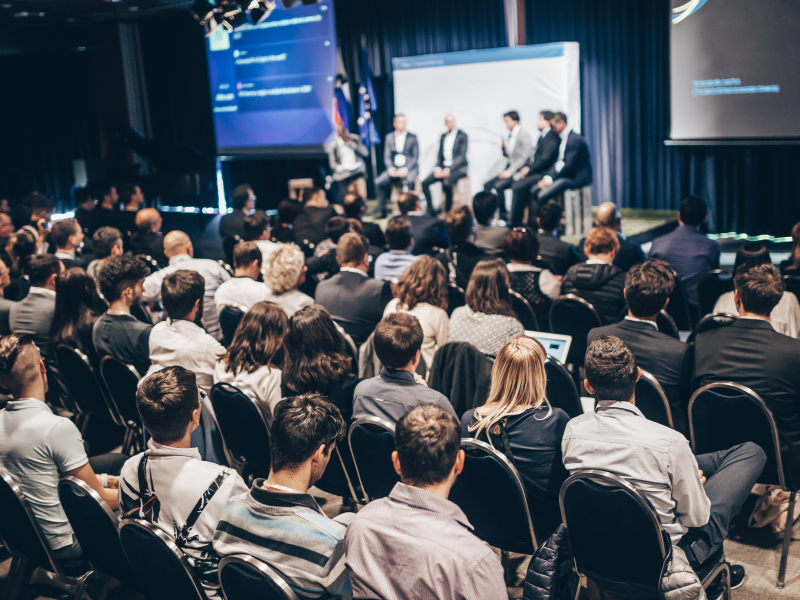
(524, 331), (572, 363)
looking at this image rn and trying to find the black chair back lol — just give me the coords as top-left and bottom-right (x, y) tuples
(449, 439), (537, 555)
(219, 555), (299, 600)
(313, 445), (362, 504)
(56, 345), (120, 425)
(544, 356), (582, 419)
(119, 519), (208, 600)
(219, 306), (245, 347)
(99, 356), (142, 429)
(58, 478), (140, 591)
(784, 275), (800, 298)
(218, 260), (235, 277)
(222, 236), (242, 266)
(210, 383), (272, 480)
(687, 312), (736, 344)
(509, 290), (540, 331)
(447, 285), (466, 317)
(130, 302), (153, 325)
(697, 270), (734, 318)
(656, 310), (680, 340)
(334, 324), (360, 375)
(349, 417), (399, 502)
(635, 370), (674, 429)
(549, 295), (602, 366)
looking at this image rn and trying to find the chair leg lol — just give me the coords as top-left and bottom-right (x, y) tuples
(3, 556), (32, 600)
(777, 491), (796, 588)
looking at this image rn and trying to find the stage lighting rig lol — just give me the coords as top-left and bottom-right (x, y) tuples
(192, 0), (321, 35)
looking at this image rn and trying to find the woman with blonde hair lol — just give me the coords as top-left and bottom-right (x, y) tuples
(263, 243), (314, 316)
(462, 335), (569, 537)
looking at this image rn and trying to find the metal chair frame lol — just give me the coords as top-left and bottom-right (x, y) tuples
(314, 443), (363, 506)
(334, 322), (360, 375)
(99, 356), (144, 455)
(549, 294), (602, 368)
(509, 289), (540, 332)
(218, 554), (300, 600)
(637, 369), (674, 429)
(544, 355), (583, 419)
(348, 416), (396, 503)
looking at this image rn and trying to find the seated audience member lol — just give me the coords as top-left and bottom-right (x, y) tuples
(293, 187), (340, 248)
(0, 213), (15, 268)
(130, 208), (167, 268)
(535, 200), (579, 275)
(89, 184), (120, 234)
(50, 268), (101, 366)
(93, 254), (153, 375)
(578, 202), (645, 272)
(353, 313), (456, 422)
(281, 305), (360, 421)
(472, 191), (509, 255)
(306, 216), (352, 281)
(0, 334), (125, 562)
(398, 192), (449, 256)
(263, 244), (314, 317)
(780, 221), (800, 276)
(374, 217), (416, 280)
(436, 205), (490, 289)
(504, 227), (561, 326)
(0, 260), (14, 335)
(343, 192), (385, 248)
(219, 183), (255, 241)
(273, 199), (301, 244)
(51, 218), (85, 270)
(564, 336), (765, 591)
(213, 242), (270, 311)
(384, 255), (449, 370)
(345, 404), (507, 599)
(244, 210), (279, 264)
(4, 227), (39, 301)
(86, 226), (123, 281)
(142, 230), (231, 342)
(463, 335), (569, 537)
(649, 196), (720, 306)
(214, 394), (352, 599)
(121, 367), (248, 594)
(713, 243), (800, 338)
(214, 301), (287, 424)
(588, 259), (691, 434)
(73, 186), (96, 236)
(117, 183), (145, 238)
(562, 226), (627, 325)
(449, 258), (524, 356)
(315, 232), (392, 348)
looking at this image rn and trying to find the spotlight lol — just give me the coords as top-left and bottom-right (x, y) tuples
(247, 0), (275, 24)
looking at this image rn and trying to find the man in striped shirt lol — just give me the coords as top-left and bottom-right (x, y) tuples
(213, 394), (353, 599)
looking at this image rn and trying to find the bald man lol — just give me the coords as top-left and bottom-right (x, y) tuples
(577, 202), (646, 272)
(421, 115), (469, 216)
(130, 208), (167, 267)
(141, 231), (231, 342)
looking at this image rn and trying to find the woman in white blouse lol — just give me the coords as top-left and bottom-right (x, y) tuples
(263, 244), (314, 317)
(214, 301), (288, 424)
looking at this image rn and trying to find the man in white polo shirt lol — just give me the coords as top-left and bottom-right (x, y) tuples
(213, 241), (270, 312)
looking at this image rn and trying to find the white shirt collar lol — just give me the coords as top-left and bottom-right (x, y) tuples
(29, 286), (56, 299)
(340, 266), (368, 277)
(738, 315), (771, 322)
(147, 438), (202, 459)
(585, 259), (611, 265)
(506, 263), (542, 273)
(168, 254), (193, 265)
(624, 315), (659, 330)
(55, 251), (76, 260)
(560, 125), (572, 140)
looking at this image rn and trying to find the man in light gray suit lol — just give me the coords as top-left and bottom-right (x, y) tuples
(375, 114), (420, 218)
(483, 110), (533, 222)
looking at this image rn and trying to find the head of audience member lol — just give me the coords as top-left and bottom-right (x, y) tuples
(232, 184), (256, 213)
(137, 366), (200, 447)
(98, 183), (119, 209)
(549, 112), (569, 134)
(595, 202), (622, 233)
(537, 110), (555, 131)
(0, 213), (14, 240)
(0, 334), (49, 399)
(444, 205), (477, 246)
(584, 336), (640, 403)
(325, 216), (353, 245)
(444, 114), (456, 132)
(277, 199), (302, 227)
(264, 244), (306, 294)
(386, 217), (414, 253)
(51, 268), (100, 353)
(624, 259), (675, 320)
(393, 404), (464, 498)
(51, 218), (84, 255)
(303, 187), (328, 208)
(393, 114), (407, 134)
(0, 261), (10, 297)
(0, 199), (8, 214)
(584, 226), (619, 264)
(120, 183), (144, 211)
(161, 270), (204, 324)
(503, 110), (520, 131)
(97, 254), (150, 309)
(74, 187), (97, 212)
(135, 208), (163, 234)
(472, 192), (498, 226)
(677, 196), (708, 228)
(232, 241), (262, 280)
(397, 192), (422, 216)
(505, 227), (539, 265)
(221, 301), (288, 376)
(26, 254), (63, 291)
(342, 193), (367, 220)
(374, 312), (423, 373)
(92, 227), (124, 265)
(282, 305), (351, 394)
(30, 194), (54, 225)
(7, 228), (39, 274)
(789, 221), (800, 273)
(732, 242), (771, 276)
(268, 393), (347, 492)
(336, 232), (369, 273)
(163, 230), (193, 259)
(348, 218), (363, 236)
(392, 255), (448, 312)
(537, 200), (563, 234)
(244, 210), (271, 242)
(734, 263), (784, 319)
(465, 258), (514, 317)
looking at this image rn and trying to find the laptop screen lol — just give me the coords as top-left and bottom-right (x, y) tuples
(524, 331), (572, 363)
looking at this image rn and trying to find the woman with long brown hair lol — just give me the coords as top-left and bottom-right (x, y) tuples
(50, 267), (101, 365)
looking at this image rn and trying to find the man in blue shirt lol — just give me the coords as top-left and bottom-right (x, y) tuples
(374, 217), (417, 280)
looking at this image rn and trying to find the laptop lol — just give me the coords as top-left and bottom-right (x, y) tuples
(524, 331), (572, 364)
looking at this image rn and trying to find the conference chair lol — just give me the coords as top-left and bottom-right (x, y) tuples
(210, 383), (272, 482)
(783, 275), (800, 298)
(0, 467), (93, 600)
(549, 294), (602, 367)
(656, 310), (680, 340)
(118, 519), (209, 600)
(446, 284), (466, 316)
(217, 259), (235, 277)
(58, 477), (140, 597)
(99, 356), (144, 455)
(688, 382), (797, 588)
(560, 470), (730, 600)
(348, 417), (399, 502)
(686, 312), (736, 344)
(697, 269), (734, 318)
(666, 274), (696, 331)
(222, 235), (243, 266)
(635, 370), (674, 429)
(313, 444), (363, 507)
(509, 289), (540, 331)
(130, 302), (154, 325)
(219, 555), (299, 600)
(544, 355), (582, 419)
(428, 341), (493, 416)
(219, 305), (245, 346)
(135, 255), (161, 273)
(334, 322), (360, 375)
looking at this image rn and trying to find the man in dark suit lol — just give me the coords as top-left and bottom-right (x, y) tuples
(578, 202), (645, 272)
(532, 112), (592, 206)
(397, 193), (449, 256)
(694, 264), (800, 487)
(535, 201), (579, 276)
(315, 233), (393, 348)
(509, 111), (561, 227)
(342, 193), (385, 248)
(588, 259), (692, 435)
(130, 208), (168, 268)
(375, 114), (419, 218)
(484, 110), (534, 222)
(421, 114), (469, 217)
(51, 219), (86, 270)
(293, 187), (341, 250)
(90, 184), (121, 235)
(472, 192), (508, 255)
(219, 184), (255, 241)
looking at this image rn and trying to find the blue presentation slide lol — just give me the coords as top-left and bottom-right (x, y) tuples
(205, 0), (337, 154)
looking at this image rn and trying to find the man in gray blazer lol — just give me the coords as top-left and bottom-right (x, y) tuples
(483, 111), (533, 222)
(375, 114), (419, 218)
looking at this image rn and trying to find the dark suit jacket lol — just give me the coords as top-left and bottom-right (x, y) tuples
(314, 270), (393, 348)
(545, 130), (592, 187)
(383, 132), (419, 178)
(578, 232), (646, 272)
(475, 224), (509, 255)
(525, 130), (561, 176)
(0, 297), (15, 336)
(90, 207), (120, 235)
(9, 289), (62, 400)
(588, 318), (692, 435)
(560, 262), (626, 325)
(405, 214), (450, 256)
(360, 221), (386, 249)
(293, 205), (337, 248)
(537, 230), (579, 276)
(219, 209), (247, 240)
(130, 231), (168, 267)
(435, 130), (469, 179)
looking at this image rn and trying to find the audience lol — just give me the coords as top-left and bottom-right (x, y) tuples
(437, 205), (489, 289)
(649, 196), (720, 306)
(449, 257), (524, 356)
(130, 207), (167, 267)
(577, 202), (645, 272)
(0, 213), (14, 268)
(243, 210), (278, 264)
(342, 193), (385, 248)
(214, 393), (353, 599)
(398, 192), (449, 256)
(117, 183), (144, 238)
(535, 202), (579, 276)
(262, 244), (314, 316)
(504, 227), (561, 326)
(273, 199), (301, 244)
(214, 301), (287, 424)
(374, 217), (416, 280)
(293, 187), (340, 247)
(73, 186), (96, 236)
(93, 254), (153, 376)
(5, 227), (40, 301)
(780, 221), (800, 276)
(462, 335), (569, 537)
(213, 241), (270, 311)
(307, 216), (352, 281)
(562, 226), (627, 324)
(50, 268), (100, 366)
(91, 184), (121, 234)
(51, 219), (85, 270)
(564, 336), (765, 593)
(0, 260), (14, 335)
(219, 183), (255, 241)
(86, 226), (123, 281)
(472, 191), (509, 255)
(345, 404), (507, 599)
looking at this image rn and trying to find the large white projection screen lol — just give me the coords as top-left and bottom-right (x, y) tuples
(392, 43), (581, 209)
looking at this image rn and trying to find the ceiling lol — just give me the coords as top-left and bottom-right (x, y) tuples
(0, 0), (193, 23)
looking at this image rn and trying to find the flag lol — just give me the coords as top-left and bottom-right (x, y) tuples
(358, 44), (380, 148)
(334, 49), (352, 131)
